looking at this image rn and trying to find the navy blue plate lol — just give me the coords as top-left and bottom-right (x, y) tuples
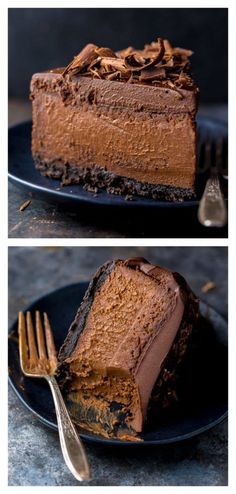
(8, 282), (228, 446)
(8, 117), (227, 210)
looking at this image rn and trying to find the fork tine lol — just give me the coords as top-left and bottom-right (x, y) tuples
(18, 312), (28, 370)
(26, 311), (38, 365)
(35, 311), (47, 360)
(43, 312), (58, 368)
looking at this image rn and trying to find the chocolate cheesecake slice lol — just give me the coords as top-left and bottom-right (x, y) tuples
(30, 38), (199, 201)
(57, 258), (199, 440)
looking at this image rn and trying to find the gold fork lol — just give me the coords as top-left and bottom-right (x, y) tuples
(18, 311), (91, 482)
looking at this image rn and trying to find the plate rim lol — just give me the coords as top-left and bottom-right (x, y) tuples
(8, 281), (228, 446)
(8, 117), (228, 210)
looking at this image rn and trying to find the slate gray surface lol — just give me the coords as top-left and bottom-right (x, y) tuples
(8, 102), (228, 239)
(8, 246), (228, 486)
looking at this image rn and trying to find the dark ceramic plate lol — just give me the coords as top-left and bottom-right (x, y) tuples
(8, 282), (228, 446)
(8, 117), (227, 210)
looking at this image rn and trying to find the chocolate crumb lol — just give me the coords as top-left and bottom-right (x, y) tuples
(83, 184), (98, 194)
(201, 281), (216, 293)
(19, 200), (31, 212)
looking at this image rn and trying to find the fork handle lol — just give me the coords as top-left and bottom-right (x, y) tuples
(46, 375), (91, 481)
(198, 174), (227, 227)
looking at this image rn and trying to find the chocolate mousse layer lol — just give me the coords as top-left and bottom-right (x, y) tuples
(57, 258), (199, 439)
(30, 38), (199, 201)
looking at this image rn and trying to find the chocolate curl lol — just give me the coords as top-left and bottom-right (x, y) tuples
(106, 70), (125, 81)
(173, 47), (193, 58)
(99, 57), (128, 73)
(139, 66), (166, 82)
(127, 72), (137, 84)
(124, 258), (149, 268)
(62, 43), (98, 76)
(166, 80), (185, 98)
(95, 47), (117, 58)
(162, 57), (174, 68)
(90, 68), (102, 79)
(61, 37), (194, 88)
(124, 38), (165, 72)
(163, 38), (174, 55)
(175, 72), (193, 89)
(116, 46), (134, 58)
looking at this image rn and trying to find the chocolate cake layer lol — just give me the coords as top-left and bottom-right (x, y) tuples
(58, 258), (199, 439)
(30, 38), (199, 201)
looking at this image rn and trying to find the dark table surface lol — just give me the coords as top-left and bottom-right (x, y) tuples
(8, 101), (228, 239)
(8, 246), (228, 486)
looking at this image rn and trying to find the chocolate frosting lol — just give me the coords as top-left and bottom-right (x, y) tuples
(62, 37), (195, 90)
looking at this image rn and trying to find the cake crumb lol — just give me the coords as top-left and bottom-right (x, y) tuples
(83, 184), (98, 194)
(125, 194), (133, 201)
(201, 281), (216, 293)
(19, 200), (31, 212)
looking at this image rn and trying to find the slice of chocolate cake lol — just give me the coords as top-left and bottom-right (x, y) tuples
(57, 258), (199, 440)
(30, 38), (199, 201)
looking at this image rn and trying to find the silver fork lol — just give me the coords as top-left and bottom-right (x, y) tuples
(198, 135), (227, 227)
(18, 311), (91, 482)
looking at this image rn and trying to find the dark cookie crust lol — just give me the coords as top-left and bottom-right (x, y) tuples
(34, 157), (196, 202)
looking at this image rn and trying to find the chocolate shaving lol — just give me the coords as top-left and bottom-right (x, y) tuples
(90, 68), (102, 79)
(125, 38), (165, 71)
(19, 199), (31, 212)
(201, 281), (216, 293)
(173, 47), (193, 58)
(124, 53), (146, 69)
(95, 47), (117, 58)
(62, 43), (98, 76)
(62, 37), (194, 90)
(100, 57), (128, 72)
(140, 66), (166, 81)
(163, 39), (173, 55)
(117, 46), (134, 58)
(107, 71), (123, 81)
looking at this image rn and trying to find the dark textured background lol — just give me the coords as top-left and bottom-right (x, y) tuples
(8, 247), (228, 486)
(8, 8), (228, 102)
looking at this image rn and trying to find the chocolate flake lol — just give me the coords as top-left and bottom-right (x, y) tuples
(201, 281), (216, 293)
(62, 37), (195, 90)
(19, 199), (31, 212)
(140, 66), (166, 82)
(100, 57), (128, 72)
(95, 47), (117, 58)
(124, 38), (165, 71)
(62, 43), (99, 77)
